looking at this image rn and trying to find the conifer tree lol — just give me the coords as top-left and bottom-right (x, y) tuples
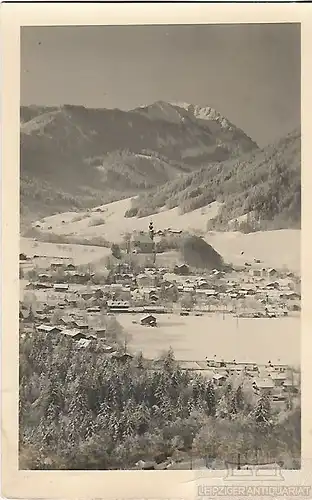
(253, 394), (272, 427)
(215, 395), (228, 419)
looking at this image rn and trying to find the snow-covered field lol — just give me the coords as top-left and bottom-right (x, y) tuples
(32, 198), (222, 243)
(119, 313), (300, 367)
(20, 238), (110, 266)
(27, 197), (301, 272)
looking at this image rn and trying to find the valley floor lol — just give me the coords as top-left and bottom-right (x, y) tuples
(118, 313), (300, 367)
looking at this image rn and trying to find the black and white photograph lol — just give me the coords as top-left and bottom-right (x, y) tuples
(17, 21), (301, 472)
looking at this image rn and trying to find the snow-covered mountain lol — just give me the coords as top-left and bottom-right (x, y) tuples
(20, 101), (259, 223)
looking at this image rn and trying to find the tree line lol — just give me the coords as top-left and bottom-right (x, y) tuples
(19, 333), (300, 470)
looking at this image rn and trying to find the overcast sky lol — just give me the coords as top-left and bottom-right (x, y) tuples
(21, 23), (300, 147)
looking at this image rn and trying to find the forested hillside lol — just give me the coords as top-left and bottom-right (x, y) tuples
(19, 332), (300, 470)
(20, 151), (191, 228)
(128, 129), (300, 230)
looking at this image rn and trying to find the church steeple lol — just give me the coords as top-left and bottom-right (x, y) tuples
(148, 221), (156, 265)
(149, 221), (154, 241)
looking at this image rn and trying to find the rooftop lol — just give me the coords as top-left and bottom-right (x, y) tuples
(37, 324), (60, 332)
(132, 232), (154, 244)
(76, 339), (92, 349)
(253, 378), (274, 388)
(62, 328), (83, 337)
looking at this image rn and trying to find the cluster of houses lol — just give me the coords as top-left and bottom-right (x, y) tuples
(21, 292), (301, 405)
(158, 268), (299, 316)
(20, 269), (161, 353)
(20, 300), (134, 358)
(249, 267), (278, 279)
(176, 357), (300, 408)
(21, 251), (300, 324)
(20, 251), (300, 408)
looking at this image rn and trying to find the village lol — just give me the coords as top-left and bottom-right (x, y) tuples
(19, 224), (301, 413)
(12, 22), (303, 477)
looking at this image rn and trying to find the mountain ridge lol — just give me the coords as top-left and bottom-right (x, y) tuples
(20, 101), (259, 225)
(21, 101), (258, 155)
